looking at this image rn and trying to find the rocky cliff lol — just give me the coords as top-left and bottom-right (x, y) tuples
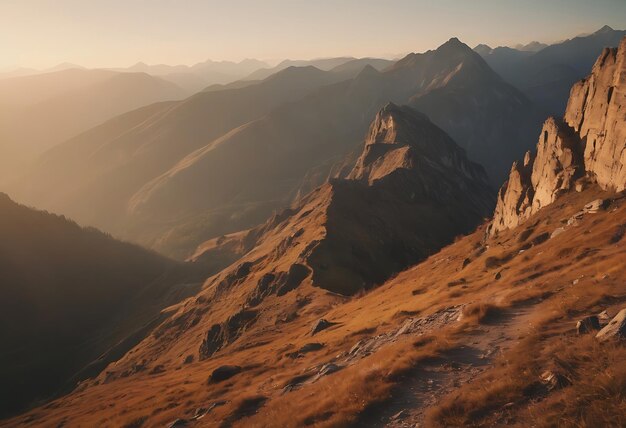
(491, 37), (626, 234)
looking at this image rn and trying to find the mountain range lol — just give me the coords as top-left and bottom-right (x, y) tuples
(9, 37), (542, 259)
(476, 25), (626, 115)
(0, 69), (186, 184)
(3, 35), (623, 427)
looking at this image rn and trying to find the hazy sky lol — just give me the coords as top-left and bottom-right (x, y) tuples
(1, 0), (625, 69)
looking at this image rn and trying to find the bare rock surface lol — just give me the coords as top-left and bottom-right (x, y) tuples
(491, 37), (626, 235)
(596, 308), (626, 341)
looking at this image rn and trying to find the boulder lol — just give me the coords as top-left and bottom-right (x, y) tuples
(299, 342), (324, 353)
(317, 363), (342, 378)
(166, 419), (188, 428)
(540, 370), (570, 391)
(596, 309), (626, 341)
(209, 365), (242, 383)
(311, 319), (334, 335)
(576, 315), (600, 334)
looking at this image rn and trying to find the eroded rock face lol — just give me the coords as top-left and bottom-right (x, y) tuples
(491, 37), (626, 234)
(565, 39), (626, 191)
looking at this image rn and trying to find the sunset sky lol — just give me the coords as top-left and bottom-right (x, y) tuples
(1, 0), (625, 70)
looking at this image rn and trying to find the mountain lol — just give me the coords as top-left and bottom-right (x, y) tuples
(11, 38), (541, 259)
(7, 98), (625, 427)
(9, 66), (349, 254)
(242, 57), (356, 80)
(0, 193), (209, 418)
(114, 58), (270, 93)
(0, 69), (186, 184)
(513, 41), (548, 52)
(328, 57), (394, 79)
(189, 103), (493, 294)
(491, 36), (626, 234)
(478, 25), (626, 115)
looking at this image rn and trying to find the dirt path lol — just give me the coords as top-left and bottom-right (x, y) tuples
(356, 305), (537, 427)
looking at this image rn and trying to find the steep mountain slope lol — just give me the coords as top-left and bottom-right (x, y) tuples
(478, 25), (626, 115)
(492, 36), (626, 234)
(10, 66), (346, 237)
(11, 38), (541, 259)
(186, 103), (493, 294)
(0, 194), (208, 418)
(7, 143), (625, 427)
(129, 38), (536, 255)
(0, 69), (186, 183)
(1, 101), (499, 427)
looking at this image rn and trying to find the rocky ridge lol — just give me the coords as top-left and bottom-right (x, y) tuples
(195, 103), (494, 296)
(491, 37), (626, 234)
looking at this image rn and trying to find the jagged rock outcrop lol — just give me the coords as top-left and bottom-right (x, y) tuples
(491, 37), (626, 234)
(564, 38), (626, 191)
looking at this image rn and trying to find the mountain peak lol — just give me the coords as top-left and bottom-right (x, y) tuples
(473, 44), (493, 55)
(355, 63), (380, 79)
(595, 25), (615, 34)
(439, 37), (471, 52)
(348, 104), (488, 187)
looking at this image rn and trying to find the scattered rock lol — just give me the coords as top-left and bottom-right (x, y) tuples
(462, 258), (471, 269)
(166, 419), (188, 428)
(447, 278), (466, 287)
(316, 363), (342, 379)
(495, 271), (502, 280)
(610, 223), (626, 244)
(550, 227), (565, 239)
(530, 232), (550, 246)
(193, 401), (227, 419)
(390, 410), (406, 421)
(576, 316), (600, 334)
(300, 342), (324, 353)
(598, 310), (611, 321)
(596, 309), (626, 341)
(582, 199), (607, 213)
(209, 365), (242, 383)
(540, 370), (570, 391)
(311, 319), (335, 335)
(149, 365), (165, 375)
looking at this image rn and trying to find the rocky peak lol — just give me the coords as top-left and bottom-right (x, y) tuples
(196, 103), (494, 296)
(348, 103), (491, 190)
(564, 37), (626, 191)
(491, 37), (626, 235)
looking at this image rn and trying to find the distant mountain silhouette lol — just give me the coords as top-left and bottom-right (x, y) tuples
(243, 57), (357, 80)
(112, 58), (270, 93)
(477, 25), (626, 115)
(11, 38), (542, 258)
(0, 69), (186, 184)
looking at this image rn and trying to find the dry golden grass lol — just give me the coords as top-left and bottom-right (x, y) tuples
(7, 186), (625, 427)
(460, 303), (505, 325)
(242, 333), (453, 428)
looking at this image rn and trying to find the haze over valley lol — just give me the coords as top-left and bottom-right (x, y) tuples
(1, 1), (625, 426)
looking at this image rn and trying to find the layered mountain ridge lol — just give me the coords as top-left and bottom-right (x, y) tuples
(10, 37), (540, 258)
(491, 36), (626, 234)
(477, 25), (626, 115)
